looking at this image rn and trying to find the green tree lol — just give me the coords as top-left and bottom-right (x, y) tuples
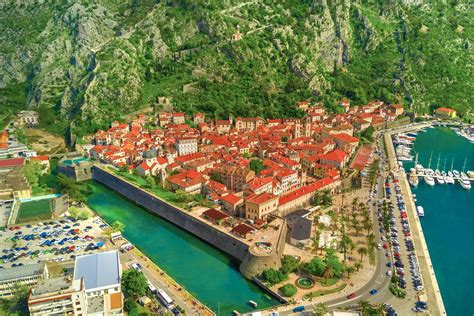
(111, 221), (125, 232)
(313, 302), (328, 316)
(22, 160), (44, 188)
(354, 261), (363, 271)
(281, 255), (300, 274)
(357, 247), (368, 261)
(69, 206), (80, 219)
(305, 257), (326, 277)
(57, 173), (91, 203)
(79, 210), (89, 220)
(249, 159), (264, 175)
(261, 268), (287, 286)
(278, 284), (297, 297)
(122, 269), (148, 298)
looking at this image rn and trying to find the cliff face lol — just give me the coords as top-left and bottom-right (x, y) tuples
(1, 0), (472, 135)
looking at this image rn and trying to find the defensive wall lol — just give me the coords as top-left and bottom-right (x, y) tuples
(92, 166), (285, 279)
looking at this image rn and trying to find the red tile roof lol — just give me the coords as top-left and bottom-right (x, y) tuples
(220, 193), (242, 205)
(332, 133), (359, 143)
(279, 177), (334, 205)
(31, 155), (49, 161)
(203, 208), (229, 221)
(245, 192), (277, 205)
(231, 223), (254, 236)
(321, 149), (347, 164)
(0, 158), (25, 168)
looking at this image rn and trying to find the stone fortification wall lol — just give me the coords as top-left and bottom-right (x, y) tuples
(93, 166), (250, 261)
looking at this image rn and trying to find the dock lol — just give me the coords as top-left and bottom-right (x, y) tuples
(384, 129), (447, 315)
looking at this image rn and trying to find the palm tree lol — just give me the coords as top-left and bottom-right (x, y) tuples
(322, 265), (335, 282)
(339, 232), (352, 261)
(359, 299), (371, 313)
(349, 239), (356, 254)
(312, 232), (321, 254)
(357, 247), (368, 261)
(354, 224), (362, 237)
(351, 197), (359, 215)
(345, 265), (356, 279)
(313, 302), (328, 316)
(354, 261), (363, 271)
(364, 221), (373, 236)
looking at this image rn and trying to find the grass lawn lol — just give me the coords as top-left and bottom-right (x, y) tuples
(16, 199), (52, 224)
(319, 277), (339, 287)
(303, 283), (347, 300)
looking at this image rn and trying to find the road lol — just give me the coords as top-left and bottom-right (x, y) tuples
(278, 133), (393, 315)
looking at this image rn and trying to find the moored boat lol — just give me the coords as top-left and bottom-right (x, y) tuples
(458, 178), (471, 190)
(417, 206), (425, 217)
(424, 174), (435, 186)
(453, 170), (460, 178)
(248, 300), (258, 308)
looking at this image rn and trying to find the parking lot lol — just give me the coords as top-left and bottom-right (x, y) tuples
(377, 173), (427, 313)
(0, 216), (109, 268)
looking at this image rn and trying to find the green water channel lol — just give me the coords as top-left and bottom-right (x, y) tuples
(87, 182), (280, 315)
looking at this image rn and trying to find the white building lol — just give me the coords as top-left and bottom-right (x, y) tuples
(73, 250), (123, 315)
(28, 276), (87, 316)
(0, 263), (48, 298)
(175, 138), (197, 156)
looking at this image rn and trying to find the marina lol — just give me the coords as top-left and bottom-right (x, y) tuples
(399, 126), (474, 315)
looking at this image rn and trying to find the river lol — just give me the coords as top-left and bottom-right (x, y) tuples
(87, 182), (280, 315)
(402, 126), (474, 316)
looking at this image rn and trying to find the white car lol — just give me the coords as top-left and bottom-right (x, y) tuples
(386, 270), (392, 276)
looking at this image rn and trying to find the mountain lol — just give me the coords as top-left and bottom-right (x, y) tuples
(1, 0), (472, 138)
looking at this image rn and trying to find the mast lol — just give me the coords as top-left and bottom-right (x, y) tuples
(462, 157), (467, 172)
(443, 158), (447, 171)
(450, 158), (454, 172)
(436, 154), (441, 170)
(428, 152), (433, 169)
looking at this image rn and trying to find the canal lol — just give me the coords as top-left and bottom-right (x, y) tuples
(87, 182), (280, 315)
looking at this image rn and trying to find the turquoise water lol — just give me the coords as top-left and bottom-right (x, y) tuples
(402, 127), (474, 316)
(87, 183), (279, 315)
(62, 157), (88, 165)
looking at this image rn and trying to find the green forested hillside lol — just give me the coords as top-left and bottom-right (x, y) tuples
(0, 0), (472, 137)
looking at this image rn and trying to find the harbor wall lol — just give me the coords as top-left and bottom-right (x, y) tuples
(92, 166), (284, 278)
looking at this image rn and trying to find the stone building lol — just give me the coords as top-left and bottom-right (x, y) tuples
(0, 263), (48, 298)
(14, 111), (39, 128)
(57, 156), (93, 181)
(244, 192), (279, 221)
(175, 137), (198, 156)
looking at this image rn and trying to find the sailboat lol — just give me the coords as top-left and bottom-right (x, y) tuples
(409, 153), (420, 186)
(424, 153), (435, 186)
(435, 154), (445, 184)
(458, 158), (471, 189)
(446, 158), (455, 184)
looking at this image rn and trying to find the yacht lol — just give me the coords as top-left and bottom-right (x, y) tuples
(453, 170), (460, 178)
(458, 178), (471, 190)
(417, 206), (425, 217)
(468, 171), (474, 178)
(445, 173), (455, 184)
(408, 168), (419, 186)
(425, 168), (434, 176)
(434, 170), (445, 184)
(461, 171), (468, 179)
(415, 164), (424, 173)
(424, 174), (435, 186)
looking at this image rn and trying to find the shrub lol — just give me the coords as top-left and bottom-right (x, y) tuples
(279, 284), (297, 297)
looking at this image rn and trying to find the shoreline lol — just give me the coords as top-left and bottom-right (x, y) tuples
(85, 204), (215, 315)
(384, 128), (446, 315)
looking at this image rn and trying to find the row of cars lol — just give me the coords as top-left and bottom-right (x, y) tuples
(1, 217), (107, 268)
(384, 175), (429, 314)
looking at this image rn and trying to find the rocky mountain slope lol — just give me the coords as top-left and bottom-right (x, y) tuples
(1, 0), (472, 138)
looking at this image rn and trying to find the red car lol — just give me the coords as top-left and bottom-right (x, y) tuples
(347, 292), (356, 299)
(383, 243), (389, 249)
(15, 226), (20, 230)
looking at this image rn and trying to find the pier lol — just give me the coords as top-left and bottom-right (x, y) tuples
(384, 130), (447, 315)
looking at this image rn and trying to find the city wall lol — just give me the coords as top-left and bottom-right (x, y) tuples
(92, 166), (284, 278)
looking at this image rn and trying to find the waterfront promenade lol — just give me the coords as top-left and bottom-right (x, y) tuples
(384, 130), (446, 315)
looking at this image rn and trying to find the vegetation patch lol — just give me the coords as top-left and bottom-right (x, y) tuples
(303, 283), (347, 300)
(278, 284), (297, 297)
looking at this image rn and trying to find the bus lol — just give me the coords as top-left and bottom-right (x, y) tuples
(147, 280), (157, 294)
(157, 288), (174, 308)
